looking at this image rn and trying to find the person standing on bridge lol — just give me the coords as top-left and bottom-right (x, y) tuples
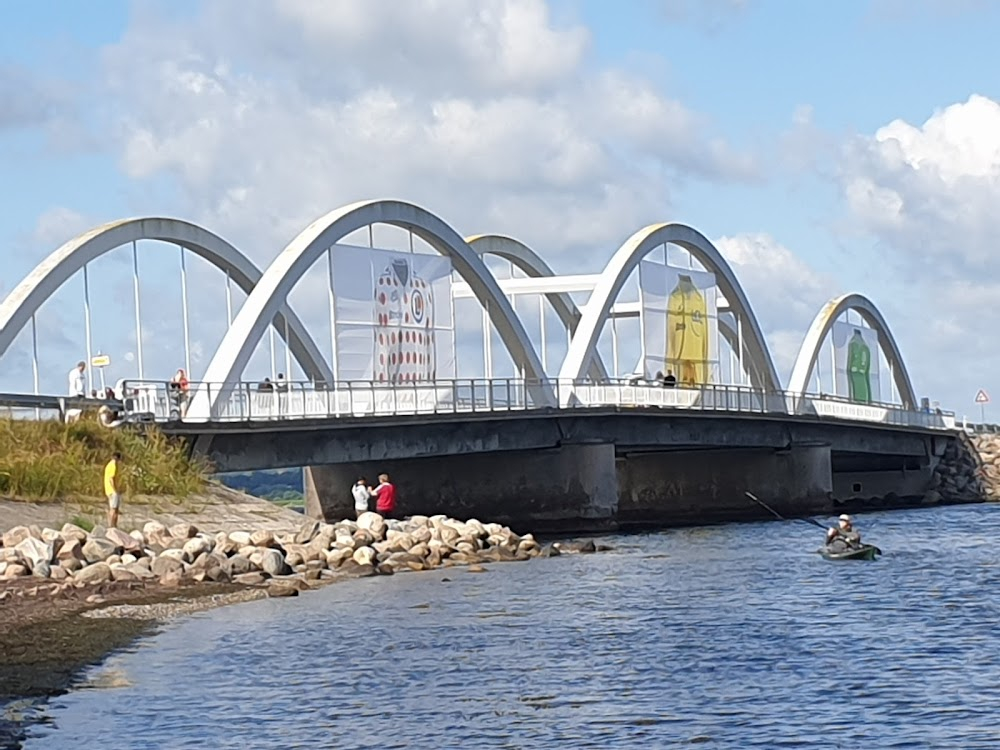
(352, 477), (372, 519)
(104, 451), (123, 529)
(65, 361), (87, 423)
(371, 473), (397, 519)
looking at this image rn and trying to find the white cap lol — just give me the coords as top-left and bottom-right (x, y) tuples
(838, 513), (852, 522)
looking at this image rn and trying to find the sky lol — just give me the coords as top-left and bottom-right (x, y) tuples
(1, 0), (999, 418)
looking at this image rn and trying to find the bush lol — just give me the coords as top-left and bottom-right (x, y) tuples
(0, 416), (209, 501)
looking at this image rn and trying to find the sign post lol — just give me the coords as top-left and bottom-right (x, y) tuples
(975, 389), (990, 423)
(91, 353), (111, 393)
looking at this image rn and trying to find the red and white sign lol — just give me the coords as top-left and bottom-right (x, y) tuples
(975, 389), (990, 404)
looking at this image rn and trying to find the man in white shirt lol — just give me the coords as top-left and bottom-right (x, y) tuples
(68, 361), (86, 397)
(352, 477), (371, 519)
(66, 361), (87, 423)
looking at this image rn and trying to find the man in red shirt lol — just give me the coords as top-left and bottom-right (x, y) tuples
(371, 473), (397, 519)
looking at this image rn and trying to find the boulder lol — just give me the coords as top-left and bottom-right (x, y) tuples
(228, 531), (252, 546)
(408, 543), (429, 559)
(206, 566), (231, 583)
(182, 537), (211, 560)
(294, 520), (322, 545)
(106, 555), (123, 566)
(410, 526), (432, 545)
(351, 529), (375, 549)
(407, 514), (430, 528)
(121, 553), (138, 565)
(3, 564), (28, 578)
(385, 530), (415, 552)
(124, 563), (156, 580)
(151, 556), (184, 578)
(325, 547), (354, 568)
(353, 546), (377, 566)
(169, 523), (198, 539)
(74, 562), (112, 585)
(82, 537), (118, 564)
(50, 566), (69, 581)
(160, 548), (189, 564)
(260, 549), (290, 577)
(110, 567), (139, 583)
(41, 527), (61, 544)
(250, 530), (275, 548)
(14, 537), (54, 570)
(266, 581), (300, 597)
(234, 571), (268, 586)
(59, 523), (89, 544)
(284, 549), (305, 568)
(223, 554), (251, 577)
(356, 512), (386, 539)
(213, 537), (239, 557)
(130, 530), (145, 543)
(32, 561), (52, 578)
(2, 526), (32, 548)
(143, 521), (167, 538)
(59, 556), (84, 573)
(106, 528), (142, 554)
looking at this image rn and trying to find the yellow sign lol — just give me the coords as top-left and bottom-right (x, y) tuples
(90, 355), (111, 368)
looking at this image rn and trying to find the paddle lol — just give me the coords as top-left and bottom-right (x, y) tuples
(744, 491), (827, 530)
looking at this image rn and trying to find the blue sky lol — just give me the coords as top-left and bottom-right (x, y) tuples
(2, 0), (999, 417)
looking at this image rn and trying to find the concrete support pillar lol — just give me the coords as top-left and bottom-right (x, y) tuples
(304, 443), (619, 533)
(618, 446), (833, 526)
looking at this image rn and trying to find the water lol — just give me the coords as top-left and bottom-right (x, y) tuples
(11, 503), (1000, 748)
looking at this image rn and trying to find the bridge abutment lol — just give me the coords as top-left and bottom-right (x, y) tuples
(617, 446), (834, 526)
(304, 443), (620, 533)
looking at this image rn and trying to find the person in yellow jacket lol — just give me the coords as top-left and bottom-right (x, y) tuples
(104, 452), (123, 529)
(666, 274), (709, 385)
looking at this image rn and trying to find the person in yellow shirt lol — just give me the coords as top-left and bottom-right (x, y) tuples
(104, 452), (123, 528)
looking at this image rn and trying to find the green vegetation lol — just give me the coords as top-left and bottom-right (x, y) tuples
(68, 515), (95, 532)
(218, 469), (303, 502)
(0, 416), (209, 501)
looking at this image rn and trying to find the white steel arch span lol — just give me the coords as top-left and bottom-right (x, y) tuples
(190, 200), (551, 418)
(558, 223), (780, 391)
(0, 217), (334, 383)
(787, 293), (917, 409)
(465, 233), (610, 381)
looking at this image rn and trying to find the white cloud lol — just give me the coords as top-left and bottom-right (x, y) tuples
(716, 232), (833, 377)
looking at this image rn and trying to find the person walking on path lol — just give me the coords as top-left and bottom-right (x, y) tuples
(371, 473), (397, 519)
(104, 452), (123, 528)
(352, 477), (372, 519)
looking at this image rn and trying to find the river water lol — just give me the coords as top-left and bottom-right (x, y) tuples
(9, 503), (1000, 748)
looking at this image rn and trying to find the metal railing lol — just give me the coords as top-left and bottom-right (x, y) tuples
(106, 377), (957, 431)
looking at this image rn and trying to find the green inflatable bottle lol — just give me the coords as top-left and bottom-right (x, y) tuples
(846, 330), (872, 403)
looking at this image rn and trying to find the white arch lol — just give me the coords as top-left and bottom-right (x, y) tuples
(191, 200), (551, 418)
(787, 293), (917, 408)
(558, 223), (780, 391)
(465, 233), (609, 381)
(0, 217), (334, 383)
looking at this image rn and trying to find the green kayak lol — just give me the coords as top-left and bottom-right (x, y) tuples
(819, 543), (881, 561)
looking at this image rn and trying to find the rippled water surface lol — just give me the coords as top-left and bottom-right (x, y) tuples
(14, 503), (1000, 748)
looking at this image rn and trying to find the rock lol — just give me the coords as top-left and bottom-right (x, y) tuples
(385, 531), (416, 552)
(538, 544), (561, 557)
(182, 537), (212, 559)
(82, 537), (118, 564)
(234, 571), (268, 586)
(205, 566), (230, 583)
(130, 530), (145, 543)
(266, 582), (300, 597)
(15, 537), (54, 570)
(121, 553), (138, 565)
(106, 528), (142, 554)
(467, 564), (487, 573)
(110, 567), (139, 583)
(250, 530), (275, 548)
(228, 531), (252, 546)
(74, 562), (113, 585)
(60, 523), (89, 544)
(353, 546), (377, 566)
(90, 524), (108, 539)
(50, 566), (69, 581)
(124, 563), (156, 580)
(2, 526), (32, 548)
(213, 537), (239, 557)
(285, 549), (305, 567)
(3, 564), (28, 578)
(356, 512), (387, 539)
(223, 554), (251, 577)
(555, 539), (597, 554)
(151, 556), (184, 578)
(408, 514), (430, 528)
(260, 549), (290, 577)
(143, 521), (167, 538)
(294, 520), (322, 545)
(160, 570), (183, 588)
(106, 554), (123, 566)
(325, 547), (355, 568)
(169, 523), (198, 539)
(408, 543), (429, 559)
(32, 561), (52, 578)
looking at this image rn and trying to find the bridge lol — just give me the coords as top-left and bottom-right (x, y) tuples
(0, 200), (966, 531)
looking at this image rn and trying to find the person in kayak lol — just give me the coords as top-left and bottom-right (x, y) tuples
(825, 514), (862, 551)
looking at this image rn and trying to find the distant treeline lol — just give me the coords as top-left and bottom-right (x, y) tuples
(218, 469), (304, 502)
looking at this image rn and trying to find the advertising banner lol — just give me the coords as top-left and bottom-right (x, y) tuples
(639, 260), (718, 385)
(330, 244), (455, 383)
(831, 321), (880, 404)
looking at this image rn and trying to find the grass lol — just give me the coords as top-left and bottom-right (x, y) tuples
(0, 416), (210, 502)
(68, 515), (95, 532)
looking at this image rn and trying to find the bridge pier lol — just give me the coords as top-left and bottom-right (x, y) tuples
(617, 446), (834, 526)
(304, 443), (620, 533)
